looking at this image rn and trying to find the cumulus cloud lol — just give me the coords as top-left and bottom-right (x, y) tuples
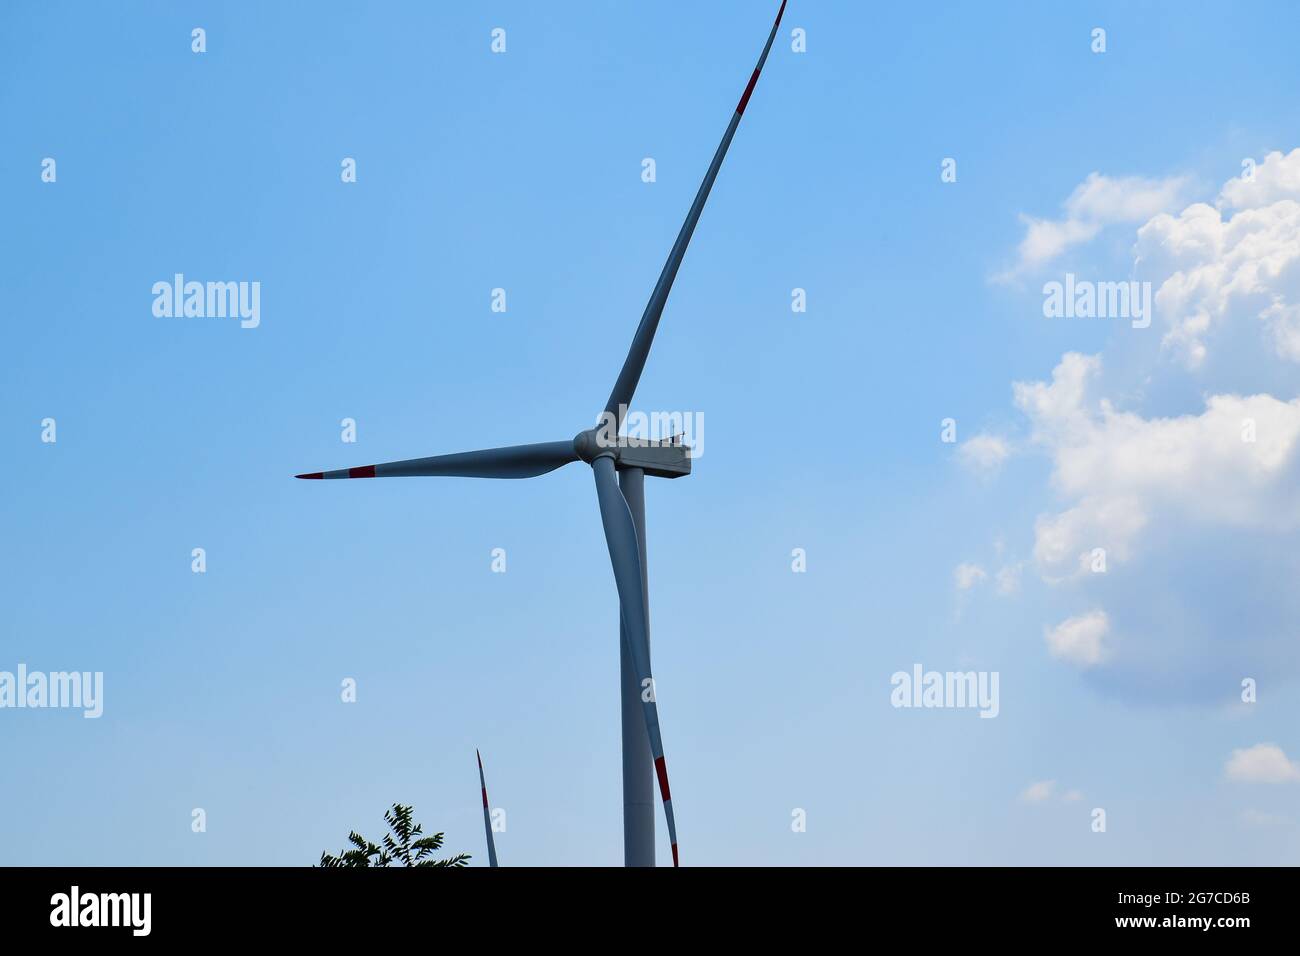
(958, 434), (1011, 474)
(1136, 148), (1300, 367)
(999, 172), (1190, 278)
(991, 147), (1300, 701)
(1044, 610), (1110, 667)
(1015, 352), (1300, 575)
(1225, 743), (1300, 784)
(1219, 149), (1300, 210)
(954, 562), (987, 590)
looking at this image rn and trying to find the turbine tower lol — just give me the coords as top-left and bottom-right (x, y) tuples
(297, 1), (786, 867)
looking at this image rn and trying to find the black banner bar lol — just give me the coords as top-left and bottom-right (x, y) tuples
(0, 866), (1288, 941)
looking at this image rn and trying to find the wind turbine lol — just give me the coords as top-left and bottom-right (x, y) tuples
(297, 1), (787, 867)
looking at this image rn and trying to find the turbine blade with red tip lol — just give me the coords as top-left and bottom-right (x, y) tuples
(592, 456), (679, 866)
(476, 749), (499, 868)
(603, 0), (787, 427)
(295, 440), (578, 481)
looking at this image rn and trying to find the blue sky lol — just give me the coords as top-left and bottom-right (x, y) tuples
(4, 0), (1300, 865)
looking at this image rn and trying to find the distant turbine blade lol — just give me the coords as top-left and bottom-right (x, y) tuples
(295, 440), (578, 480)
(603, 0), (788, 426)
(592, 456), (679, 866)
(477, 749), (499, 868)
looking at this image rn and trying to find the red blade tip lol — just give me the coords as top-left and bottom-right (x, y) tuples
(654, 756), (671, 802)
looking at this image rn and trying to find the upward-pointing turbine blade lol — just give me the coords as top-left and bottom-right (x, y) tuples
(591, 456), (679, 866)
(603, 0), (788, 426)
(476, 749), (499, 868)
(295, 440), (578, 480)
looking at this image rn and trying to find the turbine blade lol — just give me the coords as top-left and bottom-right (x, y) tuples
(477, 749), (499, 868)
(592, 456), (679, 866)
(295, 440), (578, 480)
(603, 0), (787, 426)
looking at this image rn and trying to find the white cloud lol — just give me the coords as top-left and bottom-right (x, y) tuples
(1220, 148), (1300, 210)
(1013, 352), (1099, 438)
(992, 148), (1300, 699)
(999, 173), (1190, 278)
(1135, 149), (1300, 367)
(1032, 498), (1147, 577)
(1044, 610), (1110, 667)
(1018, 780), (1084, 804)
(1066, 172), (1192, 223)
(994, 563), (1022, 595)
(1011, 216), (1100, 273)
(1225, 743), (1300, 784)
(1019, 780), (1055, 803)
(958, 433), (1011, 474)
(954, 562), (987, 590)
(1015, 352), (1300, 575)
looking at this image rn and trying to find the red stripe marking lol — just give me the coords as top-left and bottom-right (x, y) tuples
(295, 472), (323, 480)
(481, 787), (489, 809)
(735, 0), (787, 116)
(349, 465), (376, 479)
(654, 756), (671, 802)
(671, 843), (679, 867)
(736, 69), (761, 115)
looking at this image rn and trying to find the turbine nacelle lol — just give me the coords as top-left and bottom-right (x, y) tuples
(572, 428), (692, 479)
